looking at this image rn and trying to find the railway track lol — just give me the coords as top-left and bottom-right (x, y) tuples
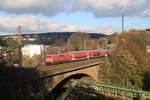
(37, 57), (104, 73)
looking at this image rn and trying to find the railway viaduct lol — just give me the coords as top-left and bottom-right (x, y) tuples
(37, 58), (104, 98)
(37, 58), (150, 100)
(3, 57), (150, 100)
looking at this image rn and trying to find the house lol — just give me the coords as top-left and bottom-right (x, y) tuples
(22, 44), (44, 57)
(146, 45), (150, 53)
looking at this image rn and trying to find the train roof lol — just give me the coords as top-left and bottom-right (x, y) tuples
(70, 49), (110, 53)
(46, 49), (112, 56)
(71, 51), (86, 53)
(46, 54), (56, 56)
(87, 49), (109, 52)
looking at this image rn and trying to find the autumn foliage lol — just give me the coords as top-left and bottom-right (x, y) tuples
(103, 29), (150, 89)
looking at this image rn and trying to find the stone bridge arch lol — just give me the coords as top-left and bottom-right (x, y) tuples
(45, 64), (101, 99)
(49, 64), (100, 91)
(48, 73), (95, 99)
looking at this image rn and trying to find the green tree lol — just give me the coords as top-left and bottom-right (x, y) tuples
(111, 48), (142, 88)
(0, 38), (21, 66)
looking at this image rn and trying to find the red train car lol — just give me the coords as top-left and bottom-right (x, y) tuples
(45, 54), (71, 64)
(68, 51), (87, 60)
(45, 49), (112, 65)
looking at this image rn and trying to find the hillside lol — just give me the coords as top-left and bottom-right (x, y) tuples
(0, 32), (105, 45)
(99, 29), (150, 90)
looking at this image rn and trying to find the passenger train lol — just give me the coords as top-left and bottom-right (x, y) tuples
(45, 49), (112, 65)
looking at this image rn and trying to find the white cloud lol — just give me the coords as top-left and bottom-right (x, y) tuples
(61, 25), (120, 34)
(0, 0), (149, 17)
(139, 9), (150, 17)
(61, 25), (93, 32)
(0, 0), (69, 16)
(0, 16), (65, 33)
(0, 16), (120, 35)
(70, 0), (150, 17)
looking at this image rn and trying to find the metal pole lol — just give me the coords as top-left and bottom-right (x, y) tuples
(17, 26), (22, 67)
(122, 15), (124, 32)
(67, 39), (70, 53)
(84, 39), (87, 51)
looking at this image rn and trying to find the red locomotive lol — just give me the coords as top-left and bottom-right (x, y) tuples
(45, 49), (112, 65)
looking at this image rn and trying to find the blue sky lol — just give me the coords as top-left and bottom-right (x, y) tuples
(50, 12), (150, 28)
(0, 0), (150, 35)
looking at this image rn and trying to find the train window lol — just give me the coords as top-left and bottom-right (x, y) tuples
(72, 51), (86, 54)
(47, 56), (52, 58)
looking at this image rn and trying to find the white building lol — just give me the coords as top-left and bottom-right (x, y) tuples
(22, 44), (44, 57)
(146, 45), (150, 53)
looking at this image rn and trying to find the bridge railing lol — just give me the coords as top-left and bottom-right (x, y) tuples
(60, 79), (150, 100)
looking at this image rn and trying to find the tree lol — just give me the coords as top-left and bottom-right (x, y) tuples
(111, 48), (142, 88)
(69, 32), (90, 51)
(0, 38), (21, 66)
